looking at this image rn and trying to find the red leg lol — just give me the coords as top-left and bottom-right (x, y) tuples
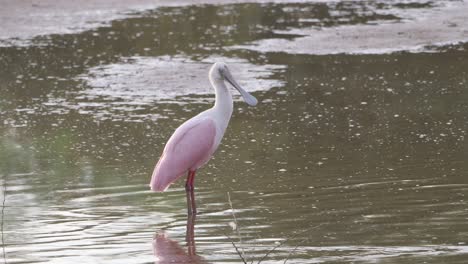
(185, 170), (197, 214)
(185, 170), (196, 191)
(189, 170), (196, 189)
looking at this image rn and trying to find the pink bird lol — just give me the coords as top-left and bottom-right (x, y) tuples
(150, 62), (258, 214)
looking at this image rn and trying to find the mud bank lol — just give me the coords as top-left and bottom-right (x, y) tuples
(2, 0), (468, 54)
(232, 0), (468, 54)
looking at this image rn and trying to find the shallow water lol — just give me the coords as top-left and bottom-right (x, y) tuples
(1, 1), (468, 263)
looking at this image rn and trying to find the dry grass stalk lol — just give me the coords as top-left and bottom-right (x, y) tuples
(225, 192), (323, 264)
(227, 192), (248, 263)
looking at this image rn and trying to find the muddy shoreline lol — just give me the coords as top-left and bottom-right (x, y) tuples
(2, 0), (468, 54)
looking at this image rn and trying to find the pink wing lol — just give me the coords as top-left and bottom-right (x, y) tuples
(150, 118), (216, 192)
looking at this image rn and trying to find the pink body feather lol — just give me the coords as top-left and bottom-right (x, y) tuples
(150, 118), (217, 192)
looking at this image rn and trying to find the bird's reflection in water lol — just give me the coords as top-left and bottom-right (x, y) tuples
(153, 204), (206, 263)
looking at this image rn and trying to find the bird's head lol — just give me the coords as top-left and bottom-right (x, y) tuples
(209, 62), (258, 106)
(209, 62), (228, 79)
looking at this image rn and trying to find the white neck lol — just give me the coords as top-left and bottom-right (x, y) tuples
(210, 75), (233, 120)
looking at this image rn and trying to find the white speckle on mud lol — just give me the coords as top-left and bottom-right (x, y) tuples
(78, 55), (285, 104)
(46, 55), (285, 121)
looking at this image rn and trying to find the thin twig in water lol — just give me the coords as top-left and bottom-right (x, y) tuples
(223, 232), (247, 264)
(225, 193), (322, 263)
(227, 192), (248, 262)
(257, 224), (323, 264)
(283, 238), (308, 264)
(1, 174), (7, 263)
(249, 234), (261, 264)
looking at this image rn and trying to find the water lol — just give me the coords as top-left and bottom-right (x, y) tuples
(1, 0), (468, 263)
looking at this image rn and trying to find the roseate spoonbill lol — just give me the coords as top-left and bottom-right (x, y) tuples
(149, 62), (258, 214)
